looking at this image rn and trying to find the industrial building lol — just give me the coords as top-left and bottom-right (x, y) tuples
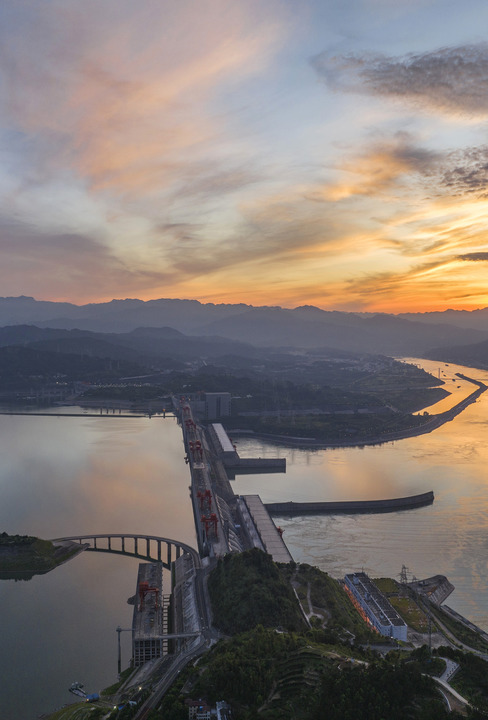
(209, 423), (238, 462)
(204, 392), (231, 420)
(189, 392), (231, 420)
(344, 571), (407, 641)
(132, 563), (165, 666)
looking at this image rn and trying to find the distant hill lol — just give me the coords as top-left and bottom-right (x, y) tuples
(0, 324), (263, 368)
(0, 345), (146, 390)
(198, 306), (486, 355)
(399, 307), (488, 332)
(0, 297), (487, 356)
(425, 338), (488, 369)
(0, 296), (247, 333)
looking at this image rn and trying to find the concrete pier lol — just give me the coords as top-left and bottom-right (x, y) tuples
(265, 491), (434, 516)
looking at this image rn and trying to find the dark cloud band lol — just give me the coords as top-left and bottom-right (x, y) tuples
(312, 43), (488, 116)
(458, 252), (488, 262)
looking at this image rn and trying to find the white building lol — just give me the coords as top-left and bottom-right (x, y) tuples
(344, 571), (407, 641)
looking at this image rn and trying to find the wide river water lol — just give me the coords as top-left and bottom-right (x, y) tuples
(0, 358), (487, 718)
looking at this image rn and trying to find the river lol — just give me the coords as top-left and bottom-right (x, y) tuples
(0, 413), (196, 720)
(0, 359), (487, 718)
(233, 359), (488, 634)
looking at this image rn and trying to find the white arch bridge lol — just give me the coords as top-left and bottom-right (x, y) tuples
(51, 534), (201, 571)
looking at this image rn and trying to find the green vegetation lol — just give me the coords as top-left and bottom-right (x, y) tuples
(372, 578), (433, 633)
(434, 646), (488, 712)
(208, 549), (306, 634)
(224, 409), (432, 443)
(101, 667), (135, 696)
(372, 576), (399, 594)
(154, 627), (465, 720)
(311, 662), (452, 720)
(0, 532), (36, 546)
(0, 345), (145, 391)
(126, 557), (488, 720)
(389, 596), (431, 633)
(0, 325), (447, 446)
(431, 606), (488, 653)
(282, 563), (378, 643)
(0, 533), (80, 576)
(42, 702), (110, 720)
(170, 358), (445, 418)
(170, 359), (445, 444)
(404, 645), (446, 677)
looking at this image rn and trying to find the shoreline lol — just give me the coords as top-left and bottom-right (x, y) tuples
(229, 374), (487, 450)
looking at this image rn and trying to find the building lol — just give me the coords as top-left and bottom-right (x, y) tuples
(185, 698), (232, 720)
(185, 699), (213, 719)
(344, 571), (407, 641)
(209, 423), (237, 461)
(204, 392), (231, 420)
(132, 563), (165, 666)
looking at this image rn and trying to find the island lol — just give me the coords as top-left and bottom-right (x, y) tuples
(0, 532), (85, 579)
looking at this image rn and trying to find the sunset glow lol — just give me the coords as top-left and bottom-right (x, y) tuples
(2, 0), (488, 312)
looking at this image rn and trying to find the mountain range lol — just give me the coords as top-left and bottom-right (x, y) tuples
(1, 296), (488, 359)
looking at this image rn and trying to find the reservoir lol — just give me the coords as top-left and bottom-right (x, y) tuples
(0, 358), (487, 717)
(0, 413), (196, 720)
(233, 358), (488, 634)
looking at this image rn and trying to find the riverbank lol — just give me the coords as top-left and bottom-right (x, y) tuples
(228, 374), (487, 449)
(0, 537), (85, 578)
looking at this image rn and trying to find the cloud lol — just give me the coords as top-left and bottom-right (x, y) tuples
(312, 43), (488, 118)
(0, 221), (173, 300)
(436, 147), (488, 198)
(458, 252), (488, 262)
(314, 133), (439, 201)
(169, 165), (264, 202)
(311, 132), (488, 205)
(0, 0), (286, 196)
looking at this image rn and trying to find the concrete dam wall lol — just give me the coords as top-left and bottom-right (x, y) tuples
(265, 491), (434, 516)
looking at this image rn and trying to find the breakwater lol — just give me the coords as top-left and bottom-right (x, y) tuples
(265, 490), (434, 516)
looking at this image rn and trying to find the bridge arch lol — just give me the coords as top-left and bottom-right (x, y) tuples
(51, 534), (201, 570)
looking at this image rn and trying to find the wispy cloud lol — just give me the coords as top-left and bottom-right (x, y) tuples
(314, 133), (439, 201)
(312, 43), (488, 118)
(2, 1), (488, 312)
(1, 0), (286, 196)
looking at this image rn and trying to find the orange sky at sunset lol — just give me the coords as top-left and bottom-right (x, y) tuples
(2, 0), (488, 313)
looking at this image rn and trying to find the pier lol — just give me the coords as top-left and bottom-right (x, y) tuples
(265, 491), (434, 516)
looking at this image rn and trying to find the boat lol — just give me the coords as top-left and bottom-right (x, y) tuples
(69, 682), (86, 698)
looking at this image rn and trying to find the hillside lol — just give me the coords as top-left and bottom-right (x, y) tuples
(208, 549), (306, 634)
(425, 338), (488, 369)
(153, 552), (477, 720)
(0, 296), (487, 356)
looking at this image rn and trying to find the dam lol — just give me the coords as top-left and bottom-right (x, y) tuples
(265, 491), (434, 516)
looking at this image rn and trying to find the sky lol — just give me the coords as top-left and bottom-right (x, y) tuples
(2, 0), (488, 313)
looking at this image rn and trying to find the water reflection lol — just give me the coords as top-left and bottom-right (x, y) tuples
(0, 414), (194, 720)
(2, 358), (488, 716)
